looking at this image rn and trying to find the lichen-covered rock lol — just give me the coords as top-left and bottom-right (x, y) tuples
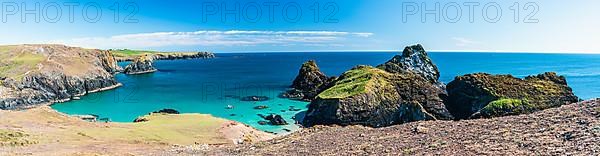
(123, 55), (157, 75)
(285, 60), (336, 101)
(377, 44), (444, 89)
(302, 66), (453, 127)
(446, 72), (579, 119)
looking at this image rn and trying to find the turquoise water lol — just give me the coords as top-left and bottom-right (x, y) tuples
(51, 52), (600, 133)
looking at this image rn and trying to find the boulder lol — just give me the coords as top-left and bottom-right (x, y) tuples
(445, 72), (579, 119)
(302, 66), (453, 127)
(123, 55), (157, 75)
(152, 108), (180, 114)
(241, 96), (269, 102)
(377, 44), (444, 89)
(286, 60), (336, 101)
(253, 105), (269, 110)
(264, 114), (288, 125)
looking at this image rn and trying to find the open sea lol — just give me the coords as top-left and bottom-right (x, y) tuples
(51, 52), (600, 134)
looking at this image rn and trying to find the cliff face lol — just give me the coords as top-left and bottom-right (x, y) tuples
(377, 44), (444, 89)
(285, 60), (335, 101)
(123, 56), (157, 75)
(303, 66), (453, 127)
(446, 72), (579, 119)
(0, 44), (122, 109)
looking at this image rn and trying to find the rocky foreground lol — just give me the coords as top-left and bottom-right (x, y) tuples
(200, 99), (600, 155)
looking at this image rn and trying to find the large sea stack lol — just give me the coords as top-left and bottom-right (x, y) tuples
(303, 66), (453, 127)
(377, 44), (444, 89)
(446, 72), (579, 119)
(284, 60), (335, 101)
(123, 55), (157, 75)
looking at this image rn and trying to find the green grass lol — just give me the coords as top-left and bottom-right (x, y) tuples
(0, 46), (45, 80)
(109, 49), (160, 57)
(481, 98), (533, 114)
(318, 66), (389, 99)
(80, 113), (228, 145)
(110, 49), (198, 58)
(0, 129), (38, 146)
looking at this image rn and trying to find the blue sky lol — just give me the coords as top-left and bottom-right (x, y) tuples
(1, 0), (599, 53)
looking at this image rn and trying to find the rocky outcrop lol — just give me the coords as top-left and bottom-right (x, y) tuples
(98, 50), (123, 73)
(446, 72), (579, 119)
(303, 66), (453, 127)
(123, 56), (157, 75)
(152, 108), (180, 114)
(377, 44), (443, 89)
(0, 44), (122, 109)
(284, 60), (336, 101)
(264, 114), (288, 125)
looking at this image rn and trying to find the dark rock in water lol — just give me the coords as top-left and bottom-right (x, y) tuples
(446, 72), (579, 119)
(241, 96), (269, 101)
(283, 128), (292, 132)
(229, 114), (237, 116)
(288, 106), (302, 111)
(152, 108), (180, 114)
(124, 55), (157, 75)
(257, 121), (268, 125)
(133, 117), (148, 122)
(280, 89), (305, 100)
(303, 66), (453, 128)
(253, 105), (269, 110)
(287, 60), (337, 101)
(264, 114), (288, 125)
(377, 44), (444, 89)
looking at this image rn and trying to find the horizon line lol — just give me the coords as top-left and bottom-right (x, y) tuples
(211, 49), (600, 54)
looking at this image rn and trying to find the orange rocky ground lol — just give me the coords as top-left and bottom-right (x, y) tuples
(200, 99), (600, 155)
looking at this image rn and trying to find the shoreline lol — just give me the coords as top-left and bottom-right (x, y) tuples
(124, 69), (158, 75)
(47, 83), (123, 107)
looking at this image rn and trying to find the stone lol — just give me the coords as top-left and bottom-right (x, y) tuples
(152, 108), (180, 114)
(241, 96), (269, 102)
(253, 105), (269, 110)
(287, 60), (337, 101)
(264, 114), (288, 125)
(377, 44), (444, 89)
(445, 72), (579, 119)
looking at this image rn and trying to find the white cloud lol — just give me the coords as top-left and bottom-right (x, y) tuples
(452, 37), (480, 47)
(50, 30), (373, 49)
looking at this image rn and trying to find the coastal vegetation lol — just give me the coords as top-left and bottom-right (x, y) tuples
(0, 45), (45, 80)
(317, 66), (389, 99)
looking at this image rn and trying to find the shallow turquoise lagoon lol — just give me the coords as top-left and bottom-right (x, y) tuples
(51, 52), (600, 133)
